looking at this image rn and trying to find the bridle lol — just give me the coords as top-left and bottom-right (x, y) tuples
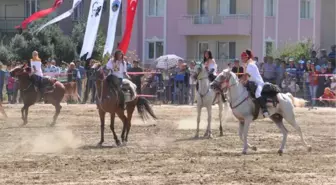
(219, 72), (249, 109)
(12, 69), (33, 92)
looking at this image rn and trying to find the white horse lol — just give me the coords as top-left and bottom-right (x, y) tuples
(210, 69), (311, 155)
(194, 64), (228, 138)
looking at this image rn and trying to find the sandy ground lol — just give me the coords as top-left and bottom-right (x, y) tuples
(0, 104), (335, 185)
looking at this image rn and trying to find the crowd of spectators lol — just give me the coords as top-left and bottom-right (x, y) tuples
(0, 45), (335, 107)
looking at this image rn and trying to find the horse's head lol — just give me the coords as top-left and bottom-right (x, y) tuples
(193, 62), (208, 81)
(210, 68), (237, 93)
(10, 65), (29, 78)
(91, 62), (105, 81)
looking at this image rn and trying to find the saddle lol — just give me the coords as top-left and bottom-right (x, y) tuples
(40, 76), (57, 91)
(245, 81), (281, 120)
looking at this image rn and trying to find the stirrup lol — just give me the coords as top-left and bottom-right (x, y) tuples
(263, 111), (270, 118)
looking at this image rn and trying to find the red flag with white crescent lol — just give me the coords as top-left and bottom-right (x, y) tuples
(16, 0), (63, 30)
(118, 0), (138, 54)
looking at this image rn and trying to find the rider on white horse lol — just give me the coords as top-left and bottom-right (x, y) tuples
(240, 49), (269, 117)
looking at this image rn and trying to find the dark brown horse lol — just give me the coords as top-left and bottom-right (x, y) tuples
(10, 66), (65, 126)
(92, 63), (157, 146)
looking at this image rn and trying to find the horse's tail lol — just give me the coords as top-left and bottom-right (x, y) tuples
(286, 93), (307, 107)
(136, 97), (158, 121)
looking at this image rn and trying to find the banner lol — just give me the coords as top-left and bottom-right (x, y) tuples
(118, 0), (138, 54)
(35, 0), (83, 32)
(80, 0), (105, 59)
(16, 0), (63, 29)
(103, 0), (122, 56)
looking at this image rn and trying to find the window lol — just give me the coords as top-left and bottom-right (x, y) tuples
(198, 42), (209, 60)
(25, 0), (39, 17)
(217, 42), (236, 59)
(265, 0), (275, 16)
(73, 1), (84, 21)
(200, 0), (209, 15)
(265, 41), (274, 56)
(217, 0), (236, 15)
(148, 0), (164, 16)
(300, 0), (313, 19)
(147, 41), (164, 59)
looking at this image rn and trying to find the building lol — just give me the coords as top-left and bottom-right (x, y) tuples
(0, 0), (326, 68)
(128, 0), (321, 68)
(320, 0), (336, 51)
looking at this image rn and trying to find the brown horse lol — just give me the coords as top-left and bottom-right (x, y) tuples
(10, 66), (65, 126)
(92, 63), (157, 146)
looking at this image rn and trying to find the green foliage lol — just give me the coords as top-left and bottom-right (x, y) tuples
(0, 44), (12, 64)
(272, 39), (315, 61)
(71, 21), (106, 61)
(1, 20), (106, 64)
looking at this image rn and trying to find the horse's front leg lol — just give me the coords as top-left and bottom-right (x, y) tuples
(195, 105), (202, 138)
(242, 117), (253, 154)
(21, 105), (29, 125)
(204, 105), (213, 139)
(218, 99), (224, 137)
(97, 109), (105, 147)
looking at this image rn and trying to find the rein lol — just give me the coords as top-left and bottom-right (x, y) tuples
(21, 82), (33, 92)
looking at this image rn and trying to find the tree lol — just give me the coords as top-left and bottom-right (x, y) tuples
(0, 44), (12, 64)
(272, 39), (316, 61)
(71, 21), (106, 61)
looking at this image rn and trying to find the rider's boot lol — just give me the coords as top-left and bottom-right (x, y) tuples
(257, 97), (269, 117)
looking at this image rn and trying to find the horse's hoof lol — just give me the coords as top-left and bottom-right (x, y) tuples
(251, 146), (257, 151)
(277, 149), (283, 156)
(242, 151), (247, 155)
(194, 134), (199, 139)
(116, 140), (121, 146)
(96, 142), (103, 147)
(219, 133), (224, 137)
(307, 146), (312, 152)
(49, 122), (56, 127)
(206, 134), (213, 139)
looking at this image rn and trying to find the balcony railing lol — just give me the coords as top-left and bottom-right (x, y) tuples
(0, 17), (24, 32)
(181, 14), (250, 25)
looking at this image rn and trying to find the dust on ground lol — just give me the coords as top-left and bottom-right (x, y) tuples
(0, 104), (335, 185)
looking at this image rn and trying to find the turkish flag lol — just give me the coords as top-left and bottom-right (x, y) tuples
(16, 0), (63, 29)
(118, 0), (138, 54)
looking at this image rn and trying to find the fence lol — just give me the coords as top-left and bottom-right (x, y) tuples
(142, 70), (336, 108)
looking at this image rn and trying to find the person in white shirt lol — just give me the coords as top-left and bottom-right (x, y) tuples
(203, 50), (218, 81)
(240, 49), (269, 117)
(105, 50), (130, 109)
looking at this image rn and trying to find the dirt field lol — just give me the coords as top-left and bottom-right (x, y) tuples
(0, 104), (335, 185)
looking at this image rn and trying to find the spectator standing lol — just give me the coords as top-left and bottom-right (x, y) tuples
(76, 60), (86, 98)
(262, 57), (276, 83)
(328, 45), (336, 59)
(83, 59), (96, 104)
(0, 63), (6, 102)
(188, 61), (197, 105)
(317, 65), (328, 99)
(326, 61), (334, 74)
(276, 61), (286, 88)
(286, 58), (297, 77)
(310, 51), (319, 65)
(231, 59), (244, 79)
(128, 60), (144, 94)
(67, 62), (81, 83)
(318, 49), (328, 66)
(309, 65), (319, 106)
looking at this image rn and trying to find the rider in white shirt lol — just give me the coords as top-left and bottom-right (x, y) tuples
(241, 49), (269, 117)
(203, 50), (218, 81)
(105, 50), (130, 109)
